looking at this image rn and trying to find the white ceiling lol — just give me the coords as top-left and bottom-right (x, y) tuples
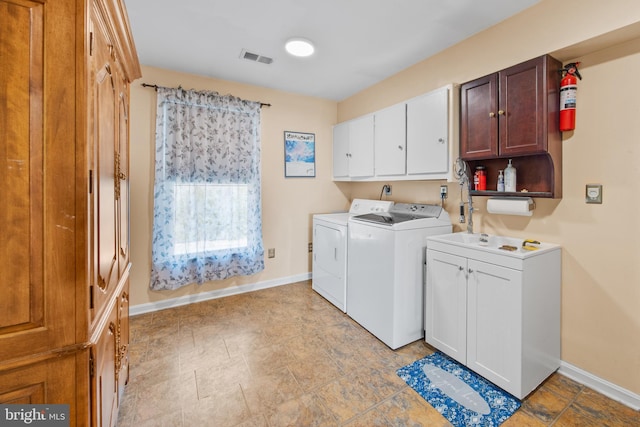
(124, 0), (540, 101)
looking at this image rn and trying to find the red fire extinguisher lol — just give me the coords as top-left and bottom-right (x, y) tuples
(559, 62), (582, 131)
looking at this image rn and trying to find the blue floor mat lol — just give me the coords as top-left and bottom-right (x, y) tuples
(397, 351), (521, 426)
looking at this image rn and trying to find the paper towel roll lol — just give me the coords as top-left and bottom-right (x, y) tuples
(486, 197), (535, 216)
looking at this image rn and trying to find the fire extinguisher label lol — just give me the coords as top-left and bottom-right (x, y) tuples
(560, 85), (577, 110)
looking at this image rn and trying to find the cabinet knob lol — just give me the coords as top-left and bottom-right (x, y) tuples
(498, 110), (505, 115)
(458, 266), (464, 271)
(489, 112), (495, 118)
(398, 145), (403, 150)
(468, 268), (473, 274)
(438, 138), (445, 144)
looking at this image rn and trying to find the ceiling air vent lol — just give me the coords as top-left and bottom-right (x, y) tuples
(240, 49), (273, 65)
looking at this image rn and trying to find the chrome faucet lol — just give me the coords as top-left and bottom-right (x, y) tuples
(458, 172), (474, 234)
(467, 191), (474, 234)
(454, 158), (474, 234)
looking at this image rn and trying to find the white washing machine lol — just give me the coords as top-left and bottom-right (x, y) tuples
(312, 199), (393, 312)
(347, 203), (452, 349)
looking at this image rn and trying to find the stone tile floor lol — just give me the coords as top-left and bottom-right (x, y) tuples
(117, 280), (640, 426)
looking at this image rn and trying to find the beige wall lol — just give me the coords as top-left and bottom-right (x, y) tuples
(337, 0), (640, 396)
(129, 66), (348, 307)
(129, 0), (640, 397)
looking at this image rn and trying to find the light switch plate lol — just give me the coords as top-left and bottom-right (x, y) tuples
(585, 184), (602, 204)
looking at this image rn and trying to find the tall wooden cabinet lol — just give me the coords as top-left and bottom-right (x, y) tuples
(0, 0), (141, 425)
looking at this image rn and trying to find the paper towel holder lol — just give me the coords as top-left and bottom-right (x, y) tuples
(486, 197), (535, 216)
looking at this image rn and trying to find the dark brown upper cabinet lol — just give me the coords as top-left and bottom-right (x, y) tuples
(460, 55), (563, 198)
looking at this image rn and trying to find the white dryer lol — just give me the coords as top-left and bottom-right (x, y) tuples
(347, 203), (452, 349)
(312, 199), (393, 312)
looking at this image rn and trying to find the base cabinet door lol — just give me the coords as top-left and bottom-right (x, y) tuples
(92, 303), (119, 427)
(466, 259), (522, 394)
(0, 354), (80, 417)
(425, 249), (467, 364)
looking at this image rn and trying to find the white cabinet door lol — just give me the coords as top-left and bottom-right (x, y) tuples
(332, 122), (349, 178)
(348, 115), (374, 177)
(466, 259), (522, 394)
(374, 103), (406, 176)
(425, 249), (468, 365)
(407, 87), (449, 175)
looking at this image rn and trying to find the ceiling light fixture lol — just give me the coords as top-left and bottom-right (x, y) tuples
(285, 38), (315, 57)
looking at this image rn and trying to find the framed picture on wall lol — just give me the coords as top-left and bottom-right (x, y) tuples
(284, 131), (315, 177)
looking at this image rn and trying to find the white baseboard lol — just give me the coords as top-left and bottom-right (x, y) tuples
(130, 274), (639, 411)
(129, 272), (311, 316)
(558, 360), (640, 410)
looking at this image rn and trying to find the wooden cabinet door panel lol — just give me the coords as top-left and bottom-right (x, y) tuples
(0, 0), (77, 360)
(117, 77), (131, 277)
(117, 278), (130, 401)
(92, 305), (119, 427)
(500, 56), (546, 156)
(90, 10), (119, 321)
(0, 354), (78, 410)
(460, 74), (498, 160)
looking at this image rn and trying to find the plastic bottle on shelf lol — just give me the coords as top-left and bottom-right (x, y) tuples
(504, 159), (517, 192)
(475, 166), (486, 191)
(497, 170), (505, 192)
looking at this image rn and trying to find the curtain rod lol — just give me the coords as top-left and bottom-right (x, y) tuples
(141, 83), (271, 108)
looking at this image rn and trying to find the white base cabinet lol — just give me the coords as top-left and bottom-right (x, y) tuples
(425, 235), (561, 399)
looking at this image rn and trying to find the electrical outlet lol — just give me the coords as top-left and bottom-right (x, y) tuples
(440, 185), (448, 199)
(585, 184), (602, 204)
(383, 184), (392, 196)
(308, 242), (313, 253)
(268, 248), (275, 258)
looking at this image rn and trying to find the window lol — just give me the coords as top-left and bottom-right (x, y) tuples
(150, 87), (264, 290)
(172, 183), (248, 255)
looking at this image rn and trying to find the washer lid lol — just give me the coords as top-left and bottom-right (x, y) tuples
(352, 212), (416, 226)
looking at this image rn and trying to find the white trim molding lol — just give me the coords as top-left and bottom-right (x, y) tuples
(130, 272), (311, 316)
(559, 360), (640, 410)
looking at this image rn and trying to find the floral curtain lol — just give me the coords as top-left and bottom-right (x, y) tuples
(150, 87), (264, 290)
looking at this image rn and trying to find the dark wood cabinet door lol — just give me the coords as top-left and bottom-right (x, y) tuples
(460, 74), (499, 159)
(499, 56), (549, 156)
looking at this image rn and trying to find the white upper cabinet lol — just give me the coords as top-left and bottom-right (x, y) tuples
(332, 121), (350, 178)
(332, 114), (374, 179)
(374, 103), (406, 177)
(333, 84), (458, 182)
(407, 87), (449, 175)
